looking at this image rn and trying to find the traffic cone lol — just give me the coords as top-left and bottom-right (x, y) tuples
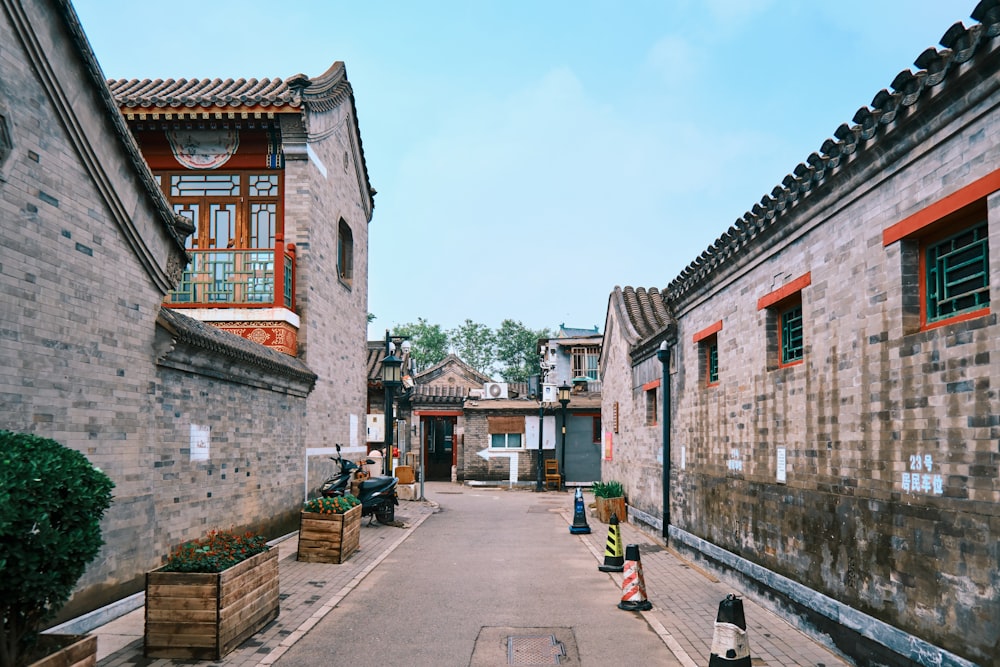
(708, 594), (752, 666)
(569, 487), (591, 534)
(598, 512), (624, 572)
(617, 544), (652, 611)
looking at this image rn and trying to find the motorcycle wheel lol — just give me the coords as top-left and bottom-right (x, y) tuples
(375, 503), (395, 524)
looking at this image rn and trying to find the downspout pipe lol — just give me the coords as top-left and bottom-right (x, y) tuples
(656, 340), (671, 542)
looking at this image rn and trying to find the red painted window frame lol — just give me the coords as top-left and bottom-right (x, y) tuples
(883, 170), (995, 332)
(693, 320), (723, 387)
(758, 273), (811, 370)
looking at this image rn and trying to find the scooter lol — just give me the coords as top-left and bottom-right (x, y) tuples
(320, 444), (398, 524)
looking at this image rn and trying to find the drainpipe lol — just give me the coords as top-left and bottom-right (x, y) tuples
(656, 340), (671, 543)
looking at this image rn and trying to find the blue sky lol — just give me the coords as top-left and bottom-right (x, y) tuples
(72, 1), (979, 337)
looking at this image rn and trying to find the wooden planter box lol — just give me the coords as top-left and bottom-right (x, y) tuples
(595, 496), (627, 523)
(28, 634), (96, 667)
(144, 547), (279, 660)
(297, 503), (361, 563)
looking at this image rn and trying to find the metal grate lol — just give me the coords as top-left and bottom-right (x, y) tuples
(926, 221), (990, 322)
(506, 635), (566, 665)
(780, 303), (803, 364)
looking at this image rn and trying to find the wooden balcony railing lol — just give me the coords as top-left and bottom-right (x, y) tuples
(166, 242), (296, 310)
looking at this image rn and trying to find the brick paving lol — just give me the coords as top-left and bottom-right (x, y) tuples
(96, 500), (438, 667)
(92, 488), (850, 667)
(560, 504), (851, 667)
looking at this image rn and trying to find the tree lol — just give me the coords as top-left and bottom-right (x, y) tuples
(448, 319), (496, 376)
(391, 319), (448, 373)
(495, 319), (550, 382)
(0, 432), (114, 667)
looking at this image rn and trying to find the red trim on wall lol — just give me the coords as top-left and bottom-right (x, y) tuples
(883, 167), (1000, 246)
(692, 320), (723, 343)
(757, 272), (812, 311)
(413, 410), (463, 417)
(642, 379), (661, 391)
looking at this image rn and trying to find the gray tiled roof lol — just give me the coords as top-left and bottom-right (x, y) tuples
(108, 76), (299, 111)
(665, 4), (1000, 303)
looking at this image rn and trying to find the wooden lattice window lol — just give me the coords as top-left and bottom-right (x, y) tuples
(779, 302), (804, 365)
(924, 221), (989, 323)
(707, 339), (719, 384)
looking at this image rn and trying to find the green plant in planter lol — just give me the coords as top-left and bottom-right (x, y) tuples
(592, 480), (624, 498)
(302, 493), (360, 514)
(161, 529), (269, 573)
(0, 431), (114, 667)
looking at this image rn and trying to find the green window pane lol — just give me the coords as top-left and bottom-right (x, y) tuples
(708, 342), (719, 383)
(781, 304), (803, 364)
(926, 222), (990, 322)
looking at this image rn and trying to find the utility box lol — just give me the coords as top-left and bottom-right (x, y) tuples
(366, 414), (384, 442)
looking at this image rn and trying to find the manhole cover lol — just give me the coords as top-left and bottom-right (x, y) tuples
(507, 635), (565, 665)
(471, 627), (578, 666)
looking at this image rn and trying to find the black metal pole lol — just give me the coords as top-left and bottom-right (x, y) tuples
(559, 398), (569, 490)
(535, 401), (544, 492)
(384, 385), (394, 477)
(657, 342), (671, 541)
(384, 331), (392, 477)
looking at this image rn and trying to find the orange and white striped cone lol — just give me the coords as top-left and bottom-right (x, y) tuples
(708, 594), (752, 666)
(617, 544), (652, 611)
(598, 512), (624, 572)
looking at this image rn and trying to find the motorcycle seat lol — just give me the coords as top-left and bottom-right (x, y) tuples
(359, 476), (397, 493)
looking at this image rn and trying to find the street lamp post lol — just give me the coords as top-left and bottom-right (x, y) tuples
(381, 332), (403, 477)
(535, 399), (545, 492)
(657, 340), (672, 542)
(558, 383), (571, 491)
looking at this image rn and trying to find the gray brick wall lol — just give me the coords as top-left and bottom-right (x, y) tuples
(602, 41), (1000, 667)
(2, 2), (370, 621)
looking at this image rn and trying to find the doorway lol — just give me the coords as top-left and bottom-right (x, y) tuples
(423, 416), (455, 481)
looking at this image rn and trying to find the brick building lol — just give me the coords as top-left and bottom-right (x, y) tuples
(1, 0), (371, 619)
(601, 6), (999, 667)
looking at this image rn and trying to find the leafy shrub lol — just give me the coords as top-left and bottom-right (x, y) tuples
(303, 494), (360, 514)
(0, 431), (114, 667)
(592, 480), (624, 498)
(161, 529), (269, 573)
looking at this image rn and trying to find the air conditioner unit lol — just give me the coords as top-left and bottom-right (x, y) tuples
(483, 382), (508, 399)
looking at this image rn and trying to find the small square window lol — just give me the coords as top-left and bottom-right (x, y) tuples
(758, 273), (810, 370)
(701, 335), (719, 386)
(645, 387), (657, 426)
(491, 433), (521, 449)
(924, 221), (989, 324)
(779, 302), (804, 365)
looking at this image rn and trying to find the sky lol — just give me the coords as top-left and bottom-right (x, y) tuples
(71, 0), (981, 338)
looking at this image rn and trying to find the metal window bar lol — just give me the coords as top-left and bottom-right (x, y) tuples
(781, 304), (804, 364)
(926, 223), (989, 322)
(708, 342), (719, 384)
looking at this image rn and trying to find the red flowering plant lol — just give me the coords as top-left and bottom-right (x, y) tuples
(302, 493), (360, 515)
(161, 529), (269, 573)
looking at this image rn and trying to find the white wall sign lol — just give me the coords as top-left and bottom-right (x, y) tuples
(901, 453), (944, 495)
(190, 424), (210, 461)
(680, 445), (686, 470)
(776, 447), (786, 483)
